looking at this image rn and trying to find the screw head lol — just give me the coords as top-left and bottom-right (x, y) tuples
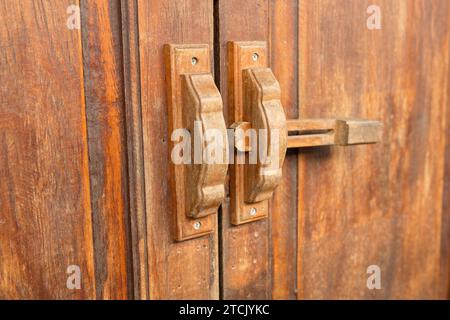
(249, 207), (257, 216)
(191, 57), (198, 65)
(252, 53), (259, 61)
(193, 221), (201, 230)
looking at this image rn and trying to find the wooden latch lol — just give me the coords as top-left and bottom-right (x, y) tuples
(235, 118), (382, 151)
(164, 41), (383, 240)
(228, 41), (383, 225)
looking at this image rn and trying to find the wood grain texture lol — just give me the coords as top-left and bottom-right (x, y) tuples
(0, 0), (95, 299)
(219, 0), (299, 300)
(228, 42), (270, 225)
(269, 0), (299, 299)
(334, 119), (382, 145)
(297, 0), (450, 299)
(121, 0), (149, 300)
(286, 118), (383, 148)
(136, 0), (219, 299)
(218, 0), (272, 299)
(80, 0), (131, 299)
(443, 25), (450, 298)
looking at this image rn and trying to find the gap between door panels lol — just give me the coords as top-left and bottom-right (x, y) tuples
(119, 0), (450, 301)
(123, 0), (221, 300)
(119, 0), (150, 300)
(118, 0), (300, 300)
(213, 0), (225, 301)
(80, 0), (136, 300)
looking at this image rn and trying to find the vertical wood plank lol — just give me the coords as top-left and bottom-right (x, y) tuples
(136, 0), (218, 299)
(297, 0), (449, 299)
(80, 0), (131, 299)
(269, 0), (299, 300)
(0, 0), (95, 299)
(219, 0), (300, 300)
(121, 0), (149, 300)
(443, 17), (450, 298)
(218, 0), (272, 299)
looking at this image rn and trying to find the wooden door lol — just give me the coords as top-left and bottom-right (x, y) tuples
(125, 0), (219, 299)
(0, 0), (130, 299)
(216, 0), (450, 299)
(131, 0), (450, 299)
(1, 0), (449, 300)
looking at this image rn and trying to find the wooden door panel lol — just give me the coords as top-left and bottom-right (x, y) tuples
(445, 37), (450, 297)
(218, 0), (271, 300)
(1, 0), (448, 300)
(269, 0), (299, 300)
(297, 0), (449, 299)
(218, 0), (449, 299)
(218, 0), (299, 299)
(81, 0), (131, 299)
(132, 0), (219, 299)
(0, 0), (95, 299)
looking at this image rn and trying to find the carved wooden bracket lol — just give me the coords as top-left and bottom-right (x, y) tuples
(182, 73), (228, 218)
(228, 41), (274, 225)
(165, 44), (228, 241)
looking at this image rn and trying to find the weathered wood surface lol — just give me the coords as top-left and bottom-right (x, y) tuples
(297, 0), (450, 299)
(136, 0), (219, 299)
(121, 0), (149, 299)
(218, 0), (299, 299)
(81, 0), (131, 299)
(220, 0), (449, 300)
(268, 0), (300, 299)
(443, 21), (450, 298)
(0, 0), (448, 300)
(0, 0), (95, 299)
(218, 0), (271, 299)
(286, 119), (383, 148)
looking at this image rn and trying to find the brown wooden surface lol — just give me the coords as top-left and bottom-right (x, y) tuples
(218, 0), (299, 299)
(269, 0), (299, 299)
(297, 0), (450, 299)
(0, 0), (95, 299)
(80, 0), (131, 299)
(228, 42), (271, 226)
(121, 0), (149, 299)
(1, 0), (448, 300)
(218, 0), (271, 299)
(180, 73), (228, 220)
(242, 67), (287, 204)
(443, 27), (450, 298)
(136, 0), (219, 299)
(286, 119), (382, 148)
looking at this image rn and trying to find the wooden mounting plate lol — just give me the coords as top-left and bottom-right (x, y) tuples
(164, 44), (215, 240)
(228, 41), (270, 225)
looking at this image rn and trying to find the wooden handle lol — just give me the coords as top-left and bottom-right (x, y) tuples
(242, 67), (288, 203)
(182, 73), (229, 218)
